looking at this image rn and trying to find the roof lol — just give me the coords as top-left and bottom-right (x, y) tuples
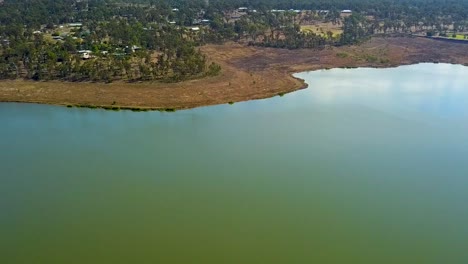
(341, 10), (352, 13)
(68, 23), (83, 27)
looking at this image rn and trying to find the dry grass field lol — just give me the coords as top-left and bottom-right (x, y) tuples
(300, 22), (343, 37)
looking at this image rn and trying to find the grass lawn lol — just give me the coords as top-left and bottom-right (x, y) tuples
(448, 34), (467, 40)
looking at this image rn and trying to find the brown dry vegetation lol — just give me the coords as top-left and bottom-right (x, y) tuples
(1, 36), (468, 110)
(300, 22), (343, 37)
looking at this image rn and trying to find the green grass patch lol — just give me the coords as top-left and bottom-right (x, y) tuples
(450, 34), (466, 40)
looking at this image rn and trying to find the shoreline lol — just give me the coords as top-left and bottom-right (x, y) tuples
(1, 36), (468, 111)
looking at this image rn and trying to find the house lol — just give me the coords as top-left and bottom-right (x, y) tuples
(238, 7), (248, 13)
(68, 23), (83, 28)
(341, 10), (352, 17)
(81, 52), (91, 59)
(191, 27), (200, 31)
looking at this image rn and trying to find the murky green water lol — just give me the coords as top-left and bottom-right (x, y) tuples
(2, 63), (468, 263)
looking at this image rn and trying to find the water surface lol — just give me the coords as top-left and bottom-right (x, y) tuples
(2, 63), (468, 263)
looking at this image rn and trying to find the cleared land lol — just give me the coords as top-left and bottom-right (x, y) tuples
(300, 22), (342, 37)
(1, 36), (468, 110)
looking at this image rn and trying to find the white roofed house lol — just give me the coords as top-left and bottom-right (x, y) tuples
(81, 52), (91, 59)
(78, 50), (92, 59)
(341, 10), (353, 17)
(68, 22), (83, 28)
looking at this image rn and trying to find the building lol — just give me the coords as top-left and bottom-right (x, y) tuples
(81, 52), (91, 59)
(341, 10), (352, 17)
(78, 50), (92, 59)
(238, 7), (248, 13)
(68, 23), (83, 28)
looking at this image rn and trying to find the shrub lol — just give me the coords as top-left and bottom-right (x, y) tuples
(207, 62), (221, 76)
(336, 52), (349, 58)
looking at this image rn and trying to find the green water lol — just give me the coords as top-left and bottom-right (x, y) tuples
(2, 63), (468, 263)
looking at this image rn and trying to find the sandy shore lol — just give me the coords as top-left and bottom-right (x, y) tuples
(1, 36), (467, 110)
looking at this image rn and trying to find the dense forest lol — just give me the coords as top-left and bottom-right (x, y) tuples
(0, 0), (467, 82)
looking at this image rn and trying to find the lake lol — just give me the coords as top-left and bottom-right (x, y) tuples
(2, 63), (468, 263)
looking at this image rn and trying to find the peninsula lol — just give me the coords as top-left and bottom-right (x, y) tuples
(1, 0), (467, 110)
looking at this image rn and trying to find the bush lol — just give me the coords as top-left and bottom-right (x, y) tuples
(365, 55), (378, 63)
(380, 58), (390, 63)
(207, 62), (221, 76)
(336, 52), (349, 58)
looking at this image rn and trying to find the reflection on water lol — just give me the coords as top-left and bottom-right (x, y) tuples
(294, 63), (468, 119)
(1, 63), (468, 264)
